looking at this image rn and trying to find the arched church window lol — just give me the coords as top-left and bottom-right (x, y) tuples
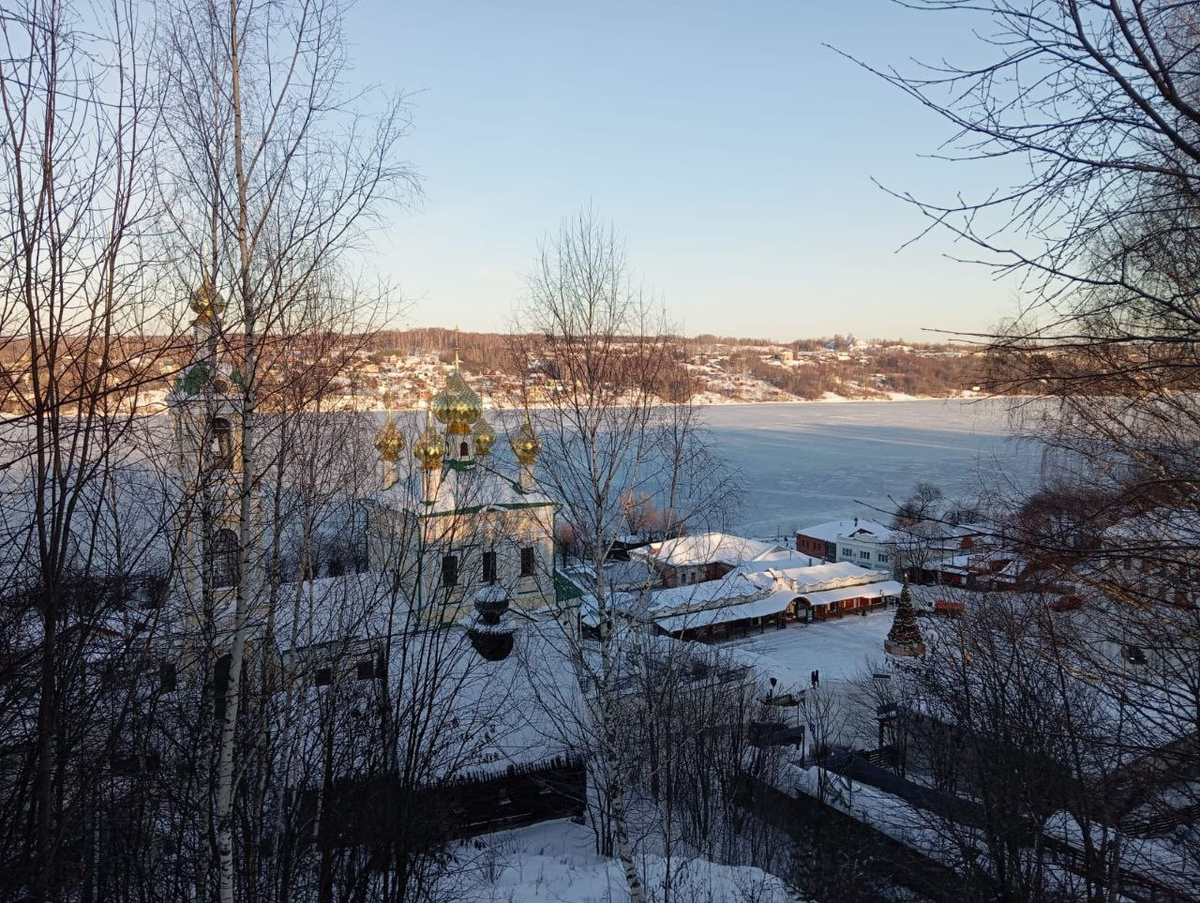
(460, 440), (469, 457)
(212, 528), (240, 589)
(211, 417), (233, 469)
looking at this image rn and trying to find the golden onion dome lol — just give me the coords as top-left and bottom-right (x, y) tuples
(190, 277), (225, 324)
(510, 415), (541, 464)
(472, 412), (497, 456)
(412, 409), (446, 470)
(373, 414), (405, 463)
(431, 363), (483, 435)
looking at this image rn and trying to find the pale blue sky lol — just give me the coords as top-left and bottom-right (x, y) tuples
(346, 0), (1023, 340)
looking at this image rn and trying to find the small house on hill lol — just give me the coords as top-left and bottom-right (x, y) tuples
(795, 518), (897, 572)
(631, 532), (789, 587)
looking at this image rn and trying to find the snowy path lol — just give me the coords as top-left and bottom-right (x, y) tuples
(451, 818), (800, 902)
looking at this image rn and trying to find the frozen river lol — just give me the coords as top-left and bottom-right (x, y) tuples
(1, 399), (1031, 545)
(700, 399), (1037, 538)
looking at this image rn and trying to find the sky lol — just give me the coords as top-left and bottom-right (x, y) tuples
(344, 0), (1026, 340)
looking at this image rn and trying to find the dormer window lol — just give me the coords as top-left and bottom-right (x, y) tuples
(1122, 645), (1147, 666)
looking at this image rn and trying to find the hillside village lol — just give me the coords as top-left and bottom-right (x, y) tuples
(0, 333), (986, 415)
(355, 332), (988, 410)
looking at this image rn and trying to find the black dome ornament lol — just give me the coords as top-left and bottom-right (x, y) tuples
(467, 585), (516, 661)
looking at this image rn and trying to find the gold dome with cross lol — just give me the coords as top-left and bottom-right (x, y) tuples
(374, 414), (405, 462)
(431, 340), (482, 436)
(412, 407), (446, 470)
(190, 277), (225, 324)
(510, 414), (541, 464)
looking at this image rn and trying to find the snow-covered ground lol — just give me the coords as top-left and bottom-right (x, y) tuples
(447, 818), (800, 902)
(715, 612), (903, 752)
(723, 609), (896, 689)
(700, 399), (1034, 536)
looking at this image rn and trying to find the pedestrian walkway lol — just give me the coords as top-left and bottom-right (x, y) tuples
(822, 750), (989, 828)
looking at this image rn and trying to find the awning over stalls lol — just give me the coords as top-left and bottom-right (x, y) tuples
(654, 590), (799, 633)
(796, 580), (902, 608)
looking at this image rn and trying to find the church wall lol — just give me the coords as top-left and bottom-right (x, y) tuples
(365, 357), (556, 625)
(411, 504), (556, 624)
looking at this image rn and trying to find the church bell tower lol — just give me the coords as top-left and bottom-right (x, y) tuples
(168, 278), (253, 615)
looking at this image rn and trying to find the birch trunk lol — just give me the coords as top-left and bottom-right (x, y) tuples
(599, 668), (646, 903)
(594, 537), (646, 903)
(215, 1), (255, 899)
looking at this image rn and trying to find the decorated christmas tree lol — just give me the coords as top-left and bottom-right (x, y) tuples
(885, 577), (925, 657)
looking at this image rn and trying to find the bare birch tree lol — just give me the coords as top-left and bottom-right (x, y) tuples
(510, 209), (737, 902)
(156, 0), (415, 897)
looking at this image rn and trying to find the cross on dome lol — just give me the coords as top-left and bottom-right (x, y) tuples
(412, 404), (445, 470)
(432, 335), (483, 436)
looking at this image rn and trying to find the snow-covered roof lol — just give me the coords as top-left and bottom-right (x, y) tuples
(994, 557), (1027, 578)
(937, 553), (973, 573)
(624, 559), (892, 622)
(750, 548), (824, 569)
(928, 547), (1027, 579)
(620, 571), (766, 618)
(654, 589), (798, 633)
(753, 559), (883, 593)
(1102, 506), (1200, 548)
(631, 532), (785, 568)
(794, 580), (902, 608)
(268, 570), (402, 650)
(278, 620), (584, 786)
(795, 518), (895, 545)
(0, 463), (181, 589)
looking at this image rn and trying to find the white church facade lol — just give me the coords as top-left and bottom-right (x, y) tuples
(362, 356), (560, 633)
